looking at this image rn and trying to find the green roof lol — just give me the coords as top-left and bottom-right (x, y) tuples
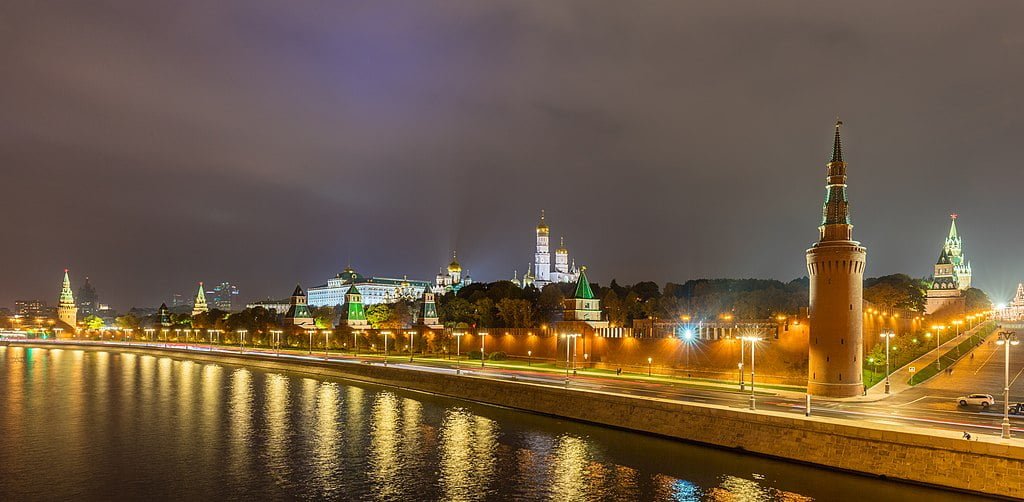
(574, 267), (595, 300)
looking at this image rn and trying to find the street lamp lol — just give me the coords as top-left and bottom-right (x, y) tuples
(563, 333), (580, 378)
(737, 336), (747, 390)
(527, 350), (532, 366)
(881, 331), (896, 394)
(996, 331), (1020, 439)
(124, 328), (133, 346)
(306, 330), (315, 354)
(681, 328), (695, 378)
(453, 331), (465, 374)
(323, 329), (332, 359)
(405, 330), (417, 362)
(354, 330), (361, 356)
(270, 330), (283, 356)
(741, 336), (762, 409)
(235, 329), (247, 352)
(381, 330), (391, 366)
(479, 332), (489, 368)
(647, 357), (653, 376)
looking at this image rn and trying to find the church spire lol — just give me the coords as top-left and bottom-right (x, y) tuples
(831, 119), (843, 163)
(819, 120), (853, 241)
(192, 281), (208, 316)
(948, 213), (959, 239)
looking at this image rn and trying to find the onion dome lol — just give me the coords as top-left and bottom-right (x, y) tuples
(536, 209), (549, 234)
(556, 236), (568, 254)
(448, 251), (462, 273)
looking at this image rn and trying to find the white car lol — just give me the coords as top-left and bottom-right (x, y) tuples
(957, 394), (994, 407)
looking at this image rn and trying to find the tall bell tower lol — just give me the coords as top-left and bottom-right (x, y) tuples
(806, 121), (867, 398)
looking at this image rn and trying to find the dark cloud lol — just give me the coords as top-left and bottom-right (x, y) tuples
(3, 1), (1024, 308)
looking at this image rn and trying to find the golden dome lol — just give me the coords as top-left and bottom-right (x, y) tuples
(536, 209), (549, 234)
(448, 251), (462, 273)
(556, 236), (568, 254)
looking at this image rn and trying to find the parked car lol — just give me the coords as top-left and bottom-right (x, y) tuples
(957, 394), (994, 407)
(1010, 402), (1024, 415)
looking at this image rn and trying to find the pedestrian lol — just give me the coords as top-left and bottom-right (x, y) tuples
(963, 431), (971, 440)
(616, 367), (622, 376)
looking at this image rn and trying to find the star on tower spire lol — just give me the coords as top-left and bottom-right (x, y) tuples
(831, 119), (843, 163)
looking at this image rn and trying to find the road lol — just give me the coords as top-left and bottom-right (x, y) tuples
(11, 338), (1024, 439)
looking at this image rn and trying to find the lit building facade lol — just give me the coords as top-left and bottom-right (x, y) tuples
(433, 252), (472, 294)
(532, 211), (580, 287)
(308, 267), (431, 307)
(805, 121), (866, 398)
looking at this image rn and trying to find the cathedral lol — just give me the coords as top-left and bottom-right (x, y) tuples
(925, 215), (972, 315)
(529, 211), (581, 287)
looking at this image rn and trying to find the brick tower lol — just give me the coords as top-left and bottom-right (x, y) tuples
(806, 121), (867, 398)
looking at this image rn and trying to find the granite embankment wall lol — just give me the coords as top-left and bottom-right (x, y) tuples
(25, 343), (1024, 499)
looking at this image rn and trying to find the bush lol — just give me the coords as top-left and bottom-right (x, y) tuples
(467, 350), (483, 360)
(488, 351), (508, 361)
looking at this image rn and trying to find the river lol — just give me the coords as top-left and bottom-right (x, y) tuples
(0, 346), (984, 501)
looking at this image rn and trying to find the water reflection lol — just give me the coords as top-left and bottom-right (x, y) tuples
(312, 381), (341, 496)
(228, 368), (254, 482)
(438, 409), (497, 501)
(0, 348), (983, 502)
(264, 373), (291, 485)
(370, 391), (401, 499)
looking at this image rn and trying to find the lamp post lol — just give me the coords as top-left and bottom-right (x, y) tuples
(931, 325), (946, 370)
(270, 330), (283, 356)
(564, 334), (579, 378)
(323, 329), (332, 360)
(406, 330), (417, 362)
(174, 328), (182, 344)
(682, 328), (694, 378)
(997, 331), (1019, 439)
(307, 330), (315, 354)
(454, 332), (465, 374)
(527, 350), (532, 366)
(647, 357), (653, 376)
(124, 328), (133, 346)
(738, 336), (746, 391)
(354, 330), (361, 356)
(744, 336), (760, 410)
(479, 332), (489, 368)
(237, 329), (247, 353)
(881, 331), (896, 394)
(381, 330), (391, 366)
(183, 329), (192, 350)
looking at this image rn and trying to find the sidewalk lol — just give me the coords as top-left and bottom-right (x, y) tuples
(865, 323), (985, 398)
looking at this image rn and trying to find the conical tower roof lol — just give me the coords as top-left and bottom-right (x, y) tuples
(574, 267), (595, 300)
(59, 269), (75, 305)
(831, 119), (843, 163)
(292, 284), (305, 297)
(948, 214), (959, 240)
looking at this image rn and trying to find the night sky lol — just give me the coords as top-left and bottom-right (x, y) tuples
(3, 1), (1024, 309)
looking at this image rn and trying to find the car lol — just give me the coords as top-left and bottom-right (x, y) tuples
(1011, 402), (1024, 415)
(957, 394), (994, 407)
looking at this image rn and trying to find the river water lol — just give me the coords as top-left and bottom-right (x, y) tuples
(0, 346), (983, 501)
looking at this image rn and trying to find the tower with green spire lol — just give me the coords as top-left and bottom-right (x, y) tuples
(926, 214), (971, 315)
(339, 285), (368, 328)
(562, 266), (602, 322)
(192, 282), (209, 317)
(806, 120), (867, 398)
(284, 284), (316, 328)
(57, 269), (78, 330)
(419, 290), (442, 329)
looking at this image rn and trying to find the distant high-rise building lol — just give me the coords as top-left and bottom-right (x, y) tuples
(171, 293), (188, 308)
(806, 121), (866, 398)
(208, 282), (240, 311)
(15, 300), (47, 317)
(77, 276), (99, 317)
(58, 269), (78, 328)
(192, 282), (208, 317)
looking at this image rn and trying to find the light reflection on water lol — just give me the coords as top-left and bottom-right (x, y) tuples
(0, 347), (987, 501)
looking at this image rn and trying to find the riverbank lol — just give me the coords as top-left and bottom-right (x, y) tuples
(15, 341), (1023, 499)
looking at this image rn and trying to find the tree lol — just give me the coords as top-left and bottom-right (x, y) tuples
(81, 315), (104, 330)
(864, 274), (926, 312)
(537, 284), (566, 324)
(310, 306), (337, 328)
(602, 290), (626, 326)
(114, 314), (140, 330)
(497, 298), (535, 328)
(365, 304), (392, 328)
(439, 297), (474, 326)
(473, 298), (496, 328)
(964, 288), (992, 312)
